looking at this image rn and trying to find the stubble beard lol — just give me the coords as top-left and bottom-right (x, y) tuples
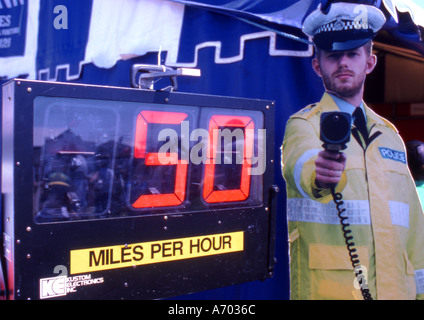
(322, 70), (366, 100)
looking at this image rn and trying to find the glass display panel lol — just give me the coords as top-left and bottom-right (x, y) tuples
(33, 96), (264, 223)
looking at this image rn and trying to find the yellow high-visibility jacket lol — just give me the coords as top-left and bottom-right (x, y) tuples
(282, 93), (424, 300)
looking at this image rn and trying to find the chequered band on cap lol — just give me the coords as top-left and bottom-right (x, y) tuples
(315, 18), (370, 35)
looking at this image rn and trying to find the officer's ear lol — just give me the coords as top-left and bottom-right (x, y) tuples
(365, 53), (377, 75)
(312, 57), (322, 78)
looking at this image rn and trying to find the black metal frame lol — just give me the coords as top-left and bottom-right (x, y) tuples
(1, 79), (276, 300)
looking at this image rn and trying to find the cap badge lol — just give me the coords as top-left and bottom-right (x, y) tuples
(334, 18), (344, 31)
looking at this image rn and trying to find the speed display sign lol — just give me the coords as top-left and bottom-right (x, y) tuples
(1, 79), (277, 300)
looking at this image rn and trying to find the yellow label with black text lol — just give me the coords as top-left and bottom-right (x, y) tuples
(70, 231), (244, 274)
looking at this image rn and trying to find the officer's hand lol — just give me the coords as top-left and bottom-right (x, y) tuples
(314, 150), (346, 189)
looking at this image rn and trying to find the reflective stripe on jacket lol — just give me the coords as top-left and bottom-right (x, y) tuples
(282, 93), (424, 300)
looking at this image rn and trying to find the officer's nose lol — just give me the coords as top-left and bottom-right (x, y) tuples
(338, 53), (350, 68)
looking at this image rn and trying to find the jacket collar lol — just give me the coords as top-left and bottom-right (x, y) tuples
(320, 92), (390, 129)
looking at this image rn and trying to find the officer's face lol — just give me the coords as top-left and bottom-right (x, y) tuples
(312, 46), (376, 100)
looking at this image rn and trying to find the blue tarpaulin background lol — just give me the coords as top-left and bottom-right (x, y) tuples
(1, 0), (423, 299)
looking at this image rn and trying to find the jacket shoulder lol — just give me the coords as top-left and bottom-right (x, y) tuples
(290, 103), (321, 120)
(379, 117), (399, 133)
(367, 107), (399, 133)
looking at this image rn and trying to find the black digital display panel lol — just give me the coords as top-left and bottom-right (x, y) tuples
(2, 79), (276, 300)
(33, 97), (265, 223)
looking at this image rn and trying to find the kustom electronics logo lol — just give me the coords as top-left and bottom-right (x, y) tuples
(40, 265), (104, 299)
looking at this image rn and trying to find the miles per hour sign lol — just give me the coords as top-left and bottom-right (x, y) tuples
(1, 79), (277, 300)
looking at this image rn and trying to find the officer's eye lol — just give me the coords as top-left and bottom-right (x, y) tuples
(347, 51), (359, 57)
(327, 53), (342, 59)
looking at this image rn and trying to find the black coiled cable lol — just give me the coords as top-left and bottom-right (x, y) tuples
(330, 187), (373, 300)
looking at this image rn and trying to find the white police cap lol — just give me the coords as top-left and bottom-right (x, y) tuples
(303, 2), (386, 51)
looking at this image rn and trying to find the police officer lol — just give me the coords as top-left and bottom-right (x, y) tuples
(282, 2), (424, 300)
